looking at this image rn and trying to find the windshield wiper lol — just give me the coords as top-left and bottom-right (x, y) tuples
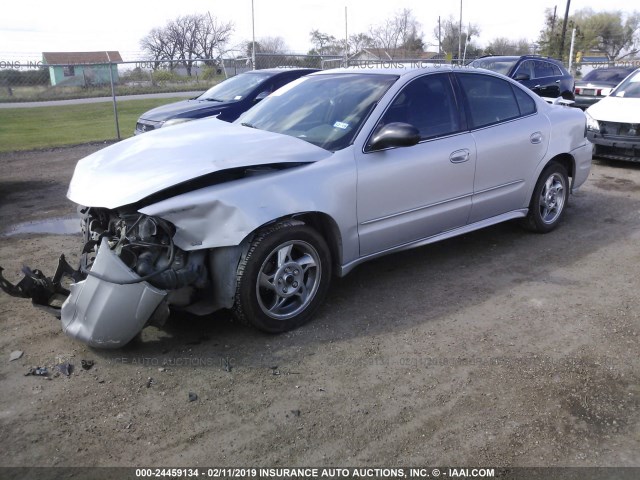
(203, 98), (223, 102)
(241, 122), (257, 129)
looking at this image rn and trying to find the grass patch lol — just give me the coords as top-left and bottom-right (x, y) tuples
(0, 97), (186, 152)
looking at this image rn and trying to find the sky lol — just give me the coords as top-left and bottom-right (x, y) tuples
(0, 0), (636, 63)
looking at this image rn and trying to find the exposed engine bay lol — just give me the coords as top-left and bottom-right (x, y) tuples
(0, 208), (214, 347)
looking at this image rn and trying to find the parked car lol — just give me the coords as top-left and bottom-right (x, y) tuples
(585, 67), (640, 162)
(134, 68), (318, 134)
(574, 66), (636, 109)
(469, 55), (575, 100)
(0, 66), (592, 348)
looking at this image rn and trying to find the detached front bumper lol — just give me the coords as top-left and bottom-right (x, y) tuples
(1, 238), (168, 349)
(61, 238), (168, 348)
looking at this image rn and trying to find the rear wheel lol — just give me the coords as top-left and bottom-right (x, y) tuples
(233, 221), (332, 333)
(521, 162), (569, 233)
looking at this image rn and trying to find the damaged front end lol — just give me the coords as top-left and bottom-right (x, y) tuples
(0, 209), (209, 348)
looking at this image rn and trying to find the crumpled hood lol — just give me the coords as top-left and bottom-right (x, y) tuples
(586, 96), (640, 123)
(67, 117), (332, 209)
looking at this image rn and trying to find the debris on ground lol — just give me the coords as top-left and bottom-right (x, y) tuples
(146, 377), (154, 388)
(188, 392), (198, 402)
(158, 367), (166, 372)
(81, 359), (94, 370)
(223, 357), (232, 373)
(9, 351), (23, 362)
(56, 362), (73, 376)
(271, 366), (280, 376)
(25, 367), (48, 377)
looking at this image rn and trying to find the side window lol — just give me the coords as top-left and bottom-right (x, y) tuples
(534, 61), (554, 78)
(551, 64), (563, 76)
(377, 74), (461, 140)
(512, 85), (537, 116)
(458, 73), (520, 129)
(515, 60), (535, 79)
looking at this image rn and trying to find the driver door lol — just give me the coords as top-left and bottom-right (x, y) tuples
(354, 73), (476, 257)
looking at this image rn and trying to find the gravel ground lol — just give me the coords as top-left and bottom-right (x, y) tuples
(0, 144), (639, 470)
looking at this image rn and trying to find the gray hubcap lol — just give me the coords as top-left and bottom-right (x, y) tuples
(539, 173), (566, 224)
(256, 241), (321, 320)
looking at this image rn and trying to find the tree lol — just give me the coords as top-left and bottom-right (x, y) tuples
(309, 30), (341, 56)
(538, 8), (640, 62)
(577, 9), (640, 61)
(485, 37), (532, 55)
(140, 13), (234, 74)
(347, 33), (374, 56)
(435, 16), (480, 60)
(369, 8), (425, 57)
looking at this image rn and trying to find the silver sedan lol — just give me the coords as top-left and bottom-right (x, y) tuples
(0, 65), (592, 347)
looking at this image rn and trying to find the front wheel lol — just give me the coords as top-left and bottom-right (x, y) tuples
(521, 162), (569, 233)
(233, 221), (332, 333)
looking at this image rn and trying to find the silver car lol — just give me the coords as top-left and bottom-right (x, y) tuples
(0, 66), (592, 348)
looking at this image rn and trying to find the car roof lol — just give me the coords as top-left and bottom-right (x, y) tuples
(244, 68), (318, 74)
(312, 64), (457, 77)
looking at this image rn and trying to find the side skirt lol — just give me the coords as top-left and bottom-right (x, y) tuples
(340, 209), (529, 276)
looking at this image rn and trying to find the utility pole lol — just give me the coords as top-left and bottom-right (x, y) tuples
(438, 16), (442, 54)
(568, 28), (576, 71)
(458, 0), (463, 63)
(345, 6), (348, 66)
(251, 0), (256, 70)
(559, 0), (571, 61)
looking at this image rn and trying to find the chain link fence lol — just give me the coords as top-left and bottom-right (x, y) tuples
(1, 53), (640, 152)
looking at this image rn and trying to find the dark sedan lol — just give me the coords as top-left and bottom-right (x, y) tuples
(574, 66), (635, 109)
(135, 68), (318, 134)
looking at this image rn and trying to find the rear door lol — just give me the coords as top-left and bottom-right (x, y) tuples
(455, 73), (550, 223)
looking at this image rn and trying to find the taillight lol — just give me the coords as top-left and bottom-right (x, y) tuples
(575, 87), (582, 94)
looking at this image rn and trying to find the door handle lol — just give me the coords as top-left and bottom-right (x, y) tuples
(530, 132), (543, 144)
(533, 84), (541, 89)
(450, 149), (470, 163)
(555, 80), (561, 83)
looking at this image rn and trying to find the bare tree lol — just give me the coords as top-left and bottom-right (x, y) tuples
(346, 33), (374, 56)
(485, 37), (532, 55)
(257, 36), (290, 54)
(140, 13), (234, 74)
(369, 8), (425, 58)
(309, 30), (342, 55)
(434, 16), (480, 59)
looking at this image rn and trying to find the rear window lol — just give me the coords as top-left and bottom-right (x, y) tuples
(512, 86), (536, 116)
(583, 68), (633, 84)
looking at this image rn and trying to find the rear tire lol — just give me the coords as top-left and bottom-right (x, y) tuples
(233, 221), (332, 333)
(521, 162), (569, 233)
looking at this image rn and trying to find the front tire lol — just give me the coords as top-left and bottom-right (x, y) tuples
(233, 221), (332, 333)
(521, 162), (569, 233)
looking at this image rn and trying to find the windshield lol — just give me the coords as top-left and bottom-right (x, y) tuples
(235, 73), (398, 151)
(469, 58), (517, 75)
(582, 68), (633, 84)
(611, 70), (640, 98)
(198, 72), (272, 102)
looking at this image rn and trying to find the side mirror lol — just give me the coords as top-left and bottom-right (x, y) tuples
(369, 122), (421, 151)
(514, 73), (530, 81)
(254, 90), (270, 103)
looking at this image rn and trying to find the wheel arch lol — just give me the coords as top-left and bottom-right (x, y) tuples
(239, 211), (344, 274)
(546, 152), (576, 189)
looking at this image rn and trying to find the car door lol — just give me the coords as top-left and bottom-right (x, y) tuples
(355, 73), (476, 257)
(533, 60), (561, 97)
(455, 73), (550, 223)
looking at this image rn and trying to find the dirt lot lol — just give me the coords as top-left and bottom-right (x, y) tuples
(0, 144), (639, 470)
